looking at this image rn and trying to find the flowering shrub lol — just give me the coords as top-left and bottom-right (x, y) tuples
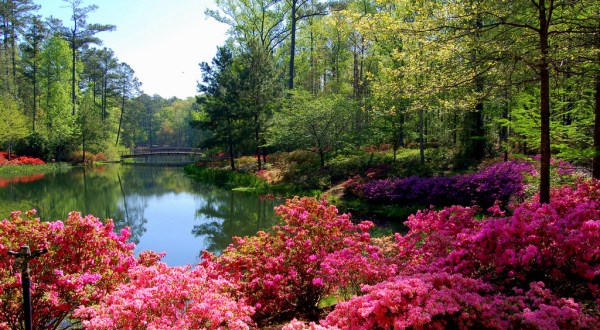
(0, 211), (135, 329)
(323, 273), (496, 329)
(256, 169), (279, 183)
(203, 197), (396, 324)
(430, 180), (600, 301)
(75, 258), (255, 330)
(71, 151), (108, 165)
(283, 319), (334, 330)
(323, 274), (599, 329)
(394, 205), (482, 271)
(359, 161), (534, 209)
(320, 180), (600, 329)
(529, 155), (576, 177)
(0, 152), (45, 166)
(2, 178), (599, 328)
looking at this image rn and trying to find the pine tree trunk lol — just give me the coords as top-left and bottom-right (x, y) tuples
(72, 45), (77, 115)
(116, 92), (126, 146)
(256, 127), (262, 170)
(288, 2), (297, 90)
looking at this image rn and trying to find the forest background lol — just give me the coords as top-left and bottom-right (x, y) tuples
(0, 0), (599, 203)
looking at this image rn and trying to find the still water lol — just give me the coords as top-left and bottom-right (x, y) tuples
(0, 164), (281, 266)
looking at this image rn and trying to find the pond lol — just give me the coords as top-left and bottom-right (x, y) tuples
(0, 164), (282, 266)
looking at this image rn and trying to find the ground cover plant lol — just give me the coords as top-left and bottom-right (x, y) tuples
(1, 179), (599, 329)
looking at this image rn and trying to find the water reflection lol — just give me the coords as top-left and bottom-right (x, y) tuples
(0, 165), (281, 265)
(192, 186), (276, 253)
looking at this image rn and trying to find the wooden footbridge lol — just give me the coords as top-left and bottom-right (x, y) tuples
(120, 147), (204, 165)
(120, 147), (204, 159)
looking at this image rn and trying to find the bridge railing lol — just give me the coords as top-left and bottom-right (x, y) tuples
(120, 147), (204, 157)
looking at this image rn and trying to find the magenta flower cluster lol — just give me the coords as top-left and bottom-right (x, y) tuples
(358, 161), (534, 209)
(318, 180), (600, 329)
(201, 196), (397, 324)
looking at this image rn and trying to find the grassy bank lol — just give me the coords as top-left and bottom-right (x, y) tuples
(0, 163), (71, 178)
(184, 164), (323, 197)
(184, 165), (268, 190)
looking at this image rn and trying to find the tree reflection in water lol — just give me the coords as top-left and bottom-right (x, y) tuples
(192, 185), (280, 254)
(0, 164), (282, 263)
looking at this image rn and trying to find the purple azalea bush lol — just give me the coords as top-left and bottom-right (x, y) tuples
(361, 161), (535, 209)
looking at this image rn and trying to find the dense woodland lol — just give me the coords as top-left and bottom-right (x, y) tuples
(1, 0), (600, 202)
(197, 0), (600, 205)
(0, 0), (203, 163)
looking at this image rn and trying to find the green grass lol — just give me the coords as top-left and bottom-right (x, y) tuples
(0, 163), (71, 178)
(184, 165), (269, 190)
(184, 164), (324, 197)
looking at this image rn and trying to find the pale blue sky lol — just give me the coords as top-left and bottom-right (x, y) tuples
(34, 0), (229, 99)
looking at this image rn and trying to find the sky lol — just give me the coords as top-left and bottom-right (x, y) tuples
(34, 0), (229, 99)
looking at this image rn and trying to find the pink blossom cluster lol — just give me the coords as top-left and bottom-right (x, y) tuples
(428, 180), (600, 299)
(0, 211), (135, 329)
(322, 274), (598, 329)
(318, 180), (600, 329)
(74, 257), (255, 329)
(202, 196), (396, 325)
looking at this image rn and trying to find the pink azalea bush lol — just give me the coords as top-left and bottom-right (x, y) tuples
(75, 252), (255, 330)
(429, 180), (600, 301)
(203, 196), (396, 324)
(319, 180), (600, 329)
(0, 211), (135, 330)
(323, 274), (599, 329)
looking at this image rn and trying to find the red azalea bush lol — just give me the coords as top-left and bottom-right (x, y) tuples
(0, 152), (45, 166)
(74, 254), (255, 330)
(0, 211), (135, 330)
(203, 196), (396, 324)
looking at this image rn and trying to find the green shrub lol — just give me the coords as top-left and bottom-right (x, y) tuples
(327, 151), (395, 182)
(184, 165), (269, 191)
(272, 150), (320, 167)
